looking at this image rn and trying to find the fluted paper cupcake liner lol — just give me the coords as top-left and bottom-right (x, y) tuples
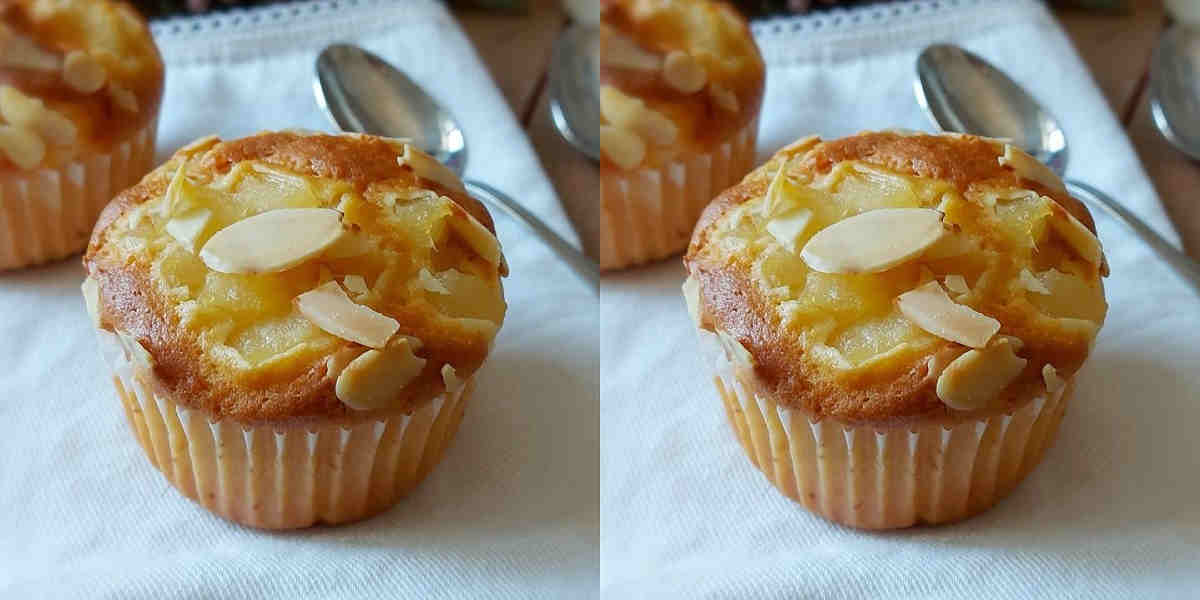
(698, 329), (1071, 529)
(98, 329), (469, 530)
(599, 116), (759, 271)
(0, 119), (158, 271)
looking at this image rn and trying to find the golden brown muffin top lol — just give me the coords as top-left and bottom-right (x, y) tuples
(84, 132), (508, 425)
(599, 0), (764, 171)
(0, 0), (163, 171)
(685, 131), (1108, 424)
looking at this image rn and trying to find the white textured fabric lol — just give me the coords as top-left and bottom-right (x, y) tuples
(601, 1), (1200, 598)
(0, 1), (597, 598)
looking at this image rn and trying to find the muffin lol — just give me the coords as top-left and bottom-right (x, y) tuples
(684, 131), (1107, 529)
(82, 132), (508, 529)
(1, 0), (163, 270)
(598, 0), (764, 270)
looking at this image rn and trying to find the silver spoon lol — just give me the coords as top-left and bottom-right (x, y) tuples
(314, 43), (599, 292)
(1151, 25), (1200, 161)
(915, 43), (1200, 296)
(549, 24), (600, 160)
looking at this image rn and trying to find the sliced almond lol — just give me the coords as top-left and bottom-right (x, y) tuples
(600, 125), (646, 170)
(1042, 363), (1065, 395)
(116, 330), (155, 370)
(943, 274), (970, 296)
(441, 363), (462, 393)
(335, 339), (427, 410)
(682, 275), (703, 327)
(708, 83), (739, 113)
(1018, 268), (1050, 295)
(81, 276), (103, 328)
(780, 135), (820, 156)
(896, 280), (1000, 348)
(0, 26), (60, 72)
(342, 274), (368, 296)
(600, 85), (678, 146)
(180, 134), (221, 155)
(662, 51), (707, 94)
(448, 210), (503, 267)
(62, 50), (107, 94)
(295, 281), (399, 349)
(801, 208), (945, 274)
(761, 164), (790, 217)
(416, 268), (450, 295)
(324, 345), (365, 379)
(107, 82), (139, 113)
(165, 208), (212, 252)
(998, 144), (1066, 192)
(1049, 206), (1103, 266)
(0, 86), (78, 148)
(397, 143), (467, 195)
(765, 209), (813, 254)
(199, 208), (345, 274)
(600, 26), (662, 71)
(0, 125), (45, 170)
(936, 337), (1027, 410)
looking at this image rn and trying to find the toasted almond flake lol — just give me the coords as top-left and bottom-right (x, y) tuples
(601, 26), (662, 71)
(999, 144), (1066, 192)
(943, 274), (970, 295)
(324, 345), (365, 379)
(295, 281), (399, 349)
(62, 50), (107, 94)
(896, 281), (1000, 348)
(1042, 364), (1065, 395)
(600, 125), (645, 170)
(342, 275), (368, 295)
(716, 330), (754, 369)
(180, 134), (220, 155)
(397, 143), (467, 195)
(801, 208), (945, 274)
(600, 85), (678, 146)
(936, 337), (1027, 410)
(0, 26), (60, 71)
(708, 83), (739, 113)
(780, 135), (820, 156)
(449, 210), (503, 267)
(1049, 206), (1103, 266)
(0, 87), (79, 148)
(165, 208), (212, 252)
(765, 209), (813, 253)
(441, 363), (462, 393)
(761, 164), (790, 217)
(81, 276), (102, 328)
(416, 268), (450, 295)
(1018, 268), (1050, 295)
(662, 51), (707, 94)
(335, 339), (427, 410)
(107, 83), (139, 113)
(200, 208), (345, 274)
(682, 275), (703, 327)
(0, 125), (44, 170)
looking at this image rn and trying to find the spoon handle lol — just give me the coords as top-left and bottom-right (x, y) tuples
(465, 179), (599, 293)
(1066, 179), (1200, 297)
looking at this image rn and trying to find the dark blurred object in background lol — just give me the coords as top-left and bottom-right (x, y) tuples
(133, 0), (532, 19)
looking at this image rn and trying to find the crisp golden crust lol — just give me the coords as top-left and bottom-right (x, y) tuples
(599, 0), (764, 170)
(0, 0), (163, 168)
(685, 132), (1108, 424)
(84, 132), (506, 425)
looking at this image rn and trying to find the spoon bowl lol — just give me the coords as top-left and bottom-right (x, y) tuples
(314, 43), (598, 291)
(916, 43), (1200, 296)
(548, 24), (600, 160)
(1150, 25), (1200, 161)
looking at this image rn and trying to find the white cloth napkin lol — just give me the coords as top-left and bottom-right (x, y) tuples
(0, 1), (597, 597)
(601, 1), (1200, 597)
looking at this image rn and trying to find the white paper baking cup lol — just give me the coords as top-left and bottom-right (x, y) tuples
(599, 116), (759, 270)
(0, 119), (158, 270)
(97, 328), (469, 530)
(698, 328), (1071, 529)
